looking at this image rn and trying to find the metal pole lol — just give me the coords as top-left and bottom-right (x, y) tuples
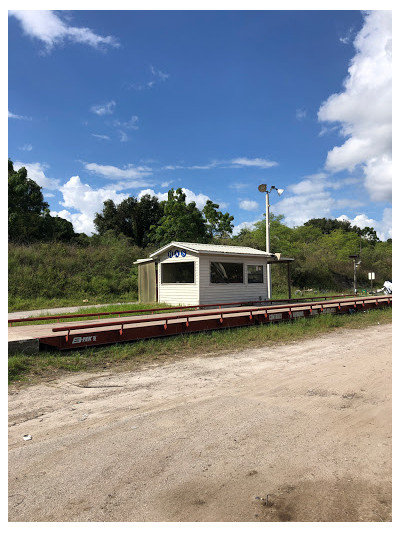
(265, 191), (272, 299)
(287, 262), (292, 299)
(353, 259), (357, 294)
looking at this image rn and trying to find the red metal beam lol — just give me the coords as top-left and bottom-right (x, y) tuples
(8, 294), (357, 325)
(36, 295), (391, 350)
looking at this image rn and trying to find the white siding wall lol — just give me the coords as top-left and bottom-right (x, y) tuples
(198, 254), (268, 305)
(158, 248), (200, 306)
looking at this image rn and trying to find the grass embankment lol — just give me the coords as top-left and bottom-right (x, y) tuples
(8, 307), (391, 385)
(8, 239), (147, 312)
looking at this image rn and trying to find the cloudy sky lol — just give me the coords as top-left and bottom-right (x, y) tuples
(8, 8), (392, 239)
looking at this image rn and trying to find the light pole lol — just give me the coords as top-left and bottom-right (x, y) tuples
(258, 184), (284, 299)
(349, 254), (361, 294)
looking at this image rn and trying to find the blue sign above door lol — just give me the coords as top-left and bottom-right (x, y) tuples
(168, 249), (187, 258)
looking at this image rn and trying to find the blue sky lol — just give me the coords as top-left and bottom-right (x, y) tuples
(8, 9), (392, 239)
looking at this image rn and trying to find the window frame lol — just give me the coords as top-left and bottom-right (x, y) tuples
(161, 261), (195, 284)
(247, 264), (264, 284)
(210, 261), (244, 284)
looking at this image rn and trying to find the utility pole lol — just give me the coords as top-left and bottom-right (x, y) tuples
(258, 184), (284, 300)
(349, 254), (361, 294)
(265, 189), (271, 299)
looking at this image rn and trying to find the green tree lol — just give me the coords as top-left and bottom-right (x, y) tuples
(229, 212), (391, 292)
(41, 213), (76, 242)
(8, 159), (49, 242)
(149, 188), (209, 245)
(93, 199), (120, 235)
(233, 214), (294, 254)
(202, 200), (234, 240)
(8, 159), (76, 243)
(94, 194), (163, 247)
(356, 226), (380, 244)
(304, 217), (354, 234)
(133, 194), (164, 247)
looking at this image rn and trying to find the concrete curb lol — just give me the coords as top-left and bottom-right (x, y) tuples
(8, 338), (40, 356)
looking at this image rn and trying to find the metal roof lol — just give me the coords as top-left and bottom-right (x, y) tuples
(149, 241), (293, 261)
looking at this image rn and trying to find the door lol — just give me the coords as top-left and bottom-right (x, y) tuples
(138, 262), (157, 303)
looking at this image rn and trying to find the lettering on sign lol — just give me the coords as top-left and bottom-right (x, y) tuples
(167, 249), (187, 258)
(72, 335), (97, 344)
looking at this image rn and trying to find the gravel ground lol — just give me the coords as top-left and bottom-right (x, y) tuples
(8, 323), (392, 522)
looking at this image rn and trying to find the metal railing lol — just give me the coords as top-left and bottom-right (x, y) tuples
(51, 295), (392, 339)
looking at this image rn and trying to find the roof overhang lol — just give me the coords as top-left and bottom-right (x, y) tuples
(133, 258), (156, 265)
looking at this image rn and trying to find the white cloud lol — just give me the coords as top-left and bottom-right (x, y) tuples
(52, 176), (129, 235)
(318, 125), (340, 137)
(84, 162), (152, 183)
(230, 157), (278, 169)
(273, 192), (335, 227)
(137, 188), (211, 210)
(113, 115), (139, 130)
(363, 155), (392, 202)
(19, 144), (33, 151)
(162, 157), (278, 171)
(182, 189), (212, 209)
(229, 183), (249, 191)
(90, 100), (116, 116)
(318, 11), (392, 202)
(270, 168), (391, 238)
(13, 161), (60, 190)
(288, 179), (325, 196)
(51, 209), (99, 236)
(8, 110), (31, 120)
(162, 162), (218, 170)
(337, 208), (392, 241)
(130, 65), (170, 90)
(232, 220), (259, 236)
(273, 172), (365, 227)
(138, 189), (169, 203)
(239, 199), (259, 211)
(150, 65), (169, 81)
(296, 108), (307, 120)
(92, 134), (110, 141)
(9, 10), (119, 51)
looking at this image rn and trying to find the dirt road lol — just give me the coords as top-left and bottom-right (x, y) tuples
(8, 324), (392, 522)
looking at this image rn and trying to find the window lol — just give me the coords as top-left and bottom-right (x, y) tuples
(210, 262), (243, 283)
(161, 262), (195, 283)
(248, 265), (264, 284)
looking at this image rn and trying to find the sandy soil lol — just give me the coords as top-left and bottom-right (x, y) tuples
(8, 324), (392, 522)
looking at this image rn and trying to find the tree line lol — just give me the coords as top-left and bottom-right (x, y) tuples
(8, 159), (391, 296)
(8, 159), (234, 246)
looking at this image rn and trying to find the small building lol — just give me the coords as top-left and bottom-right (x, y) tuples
(135, 242), (294, 306)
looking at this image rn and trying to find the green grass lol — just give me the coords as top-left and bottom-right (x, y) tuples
(8, 294), (139, 313)
(8, 306), (391, 385)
